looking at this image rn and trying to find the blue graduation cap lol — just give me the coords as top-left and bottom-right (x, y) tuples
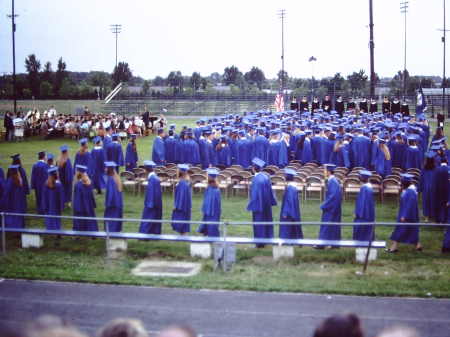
(324, 163), (336, 172)
(47, 166), (58, 175)
(252, 157), (266, 168)
(60, 145), (69, 152)
(238, 130), (246, 136)
(430, 144), (442, 151)
(10, 153), (20, 160)
(79, 138), (88, 145)
(400, 173), (414, 182)
(284, 168), (297, 177)
(76, 165), (88, 173)
(425, 151), (436, 159)
(143, 160), (156, 168)
(407, 135), (416, 142)
(177, 164), (189, 172)
(359, 170), (372, 178)
(93, 136), (101, 144)
(47, 153), (54, 160)
(169, 124), (176, 129)
(112, 133), (119, 140)
(206, 168), (220, 177)
(105, 161), (117, 168)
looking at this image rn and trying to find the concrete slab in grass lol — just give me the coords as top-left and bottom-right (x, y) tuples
(131, 260), (201, 277)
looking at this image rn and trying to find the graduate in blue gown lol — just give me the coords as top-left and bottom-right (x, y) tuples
(443, 183), (450, 254)
(171, 164), (192, 234)
(73, 165), (98, 232)
(105, 134), (124, 172)
(125, 134), (139, 171)
(2, 165), (27, 228)
(104, 162), (123, 232)
(183, 131), (201, 165)
(387, 173), (422, 252)
(433, 159), (449, 223)
(247, 157), (277, 247)
(139, 161), (163, 235)
(10, 154), (29, 195)
(374, 139), (392, 177)
(353, 170), (375, 241)
(73, 138), (91, 169)
(351, 131), (371, 168)
(199, 130), (215, 169)
(197, 168), (221, 237)
(57, 145), (73, 206)
(405, 137), (422, 170)
(419, 153), (436, 221)
(279, 168), (303, 239)
(152, 128), (166, 165)
(164, 129), (178, 163)
(236, 131), (252, 168)
(30, 151), (49, 214)
(301, 133), (313, 164)
(89, 137), (106, 194)
(390, 133), (407, 169)
(252, 128), (269, 163)
(41, 166), (64, 230)
(216, 136), (232, 167)
(310, 130), (323, 163)
(317, 164), (342, 245)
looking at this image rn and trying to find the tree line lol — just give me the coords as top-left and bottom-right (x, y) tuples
(0, 54), (442, 100)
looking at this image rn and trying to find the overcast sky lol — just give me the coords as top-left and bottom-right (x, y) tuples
(0, 0), (446, 80)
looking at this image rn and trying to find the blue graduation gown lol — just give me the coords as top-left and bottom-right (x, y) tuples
(229, 138), (238, 164)
(103, 135), (112, 149)
(183, 139), (201, 165)
(104, 176), (123, 232)
(106, 142), (124, 169)
(73, 181), (98, 231)
(41, 182), (64, 230)
(301, 138), (313, 164)
(58, 160), (73, 204)
(18, 167), (30, 195)
(139, 174), (163, 234)
(252, 135), (269, 163)
(391, 141), (407, 169)
(319, 176), (342, 240)
(247, 172), (277, 239)
(2, 179), (27, 228)
(89, 147), (106, 191)
(390, 187), (420, 244)
(374, 150), (392, 178)
(164, 136), (178, 163)
(0, 167), (4, 180)
(171, 179), (192, 234)
(311, 136), (323, 163)
(279, 184), (303, 239)
(236, 138), (252, 168)
(152, 136), (166, 165)
(405, 146), (421, 170)
(197, 186), (221, 237)
(319, 138), (333, 165)
(217, 144), (232, 167)
(433, 165), (449, 223)
(351, 136), (371, 168)
(419, 168), (436, 218)
(199, 139), (215, 169)
(74, 151), (91, 170)
(125, 142), (138, 171)
(30, 161), (49, 214)
(353, 183), (375, 241)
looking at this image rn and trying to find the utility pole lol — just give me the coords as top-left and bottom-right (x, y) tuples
(278, 9), (286, 95)
(7, 0), (18, 115)
(369, 0), (375, 98)
(438, 0), (450, 116)
(110, 24), (122, 69)
(400, 1), (409, 100)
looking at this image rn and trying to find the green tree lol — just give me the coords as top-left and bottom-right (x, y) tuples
(347, 70), (368, 95)
(112, 62), (133, 87)
(142, 80), (150, 96)
(88, 71), (112, 99)
(244, 67), (265, 90)
(39, 81), (53, 98)
(190, 72), (202, 91)
(223, 66), (243, 86)
(54, 57), (67, 97)
(25, 54), (41, 97)
(167, 71), (184, 94)
(42, 61), (53, 84)
(59, 78), (74, 98)
(153, 76), (165, 86)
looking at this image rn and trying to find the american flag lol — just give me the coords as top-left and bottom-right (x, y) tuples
(274, 93), (284, 112)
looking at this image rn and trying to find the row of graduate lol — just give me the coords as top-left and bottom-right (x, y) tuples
(2, 156), (449, 253)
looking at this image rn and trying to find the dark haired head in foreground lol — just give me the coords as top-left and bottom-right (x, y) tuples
(313, 313), (364, 337)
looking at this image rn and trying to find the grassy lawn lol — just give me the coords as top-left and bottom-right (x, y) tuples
(0, 117), (449, 298)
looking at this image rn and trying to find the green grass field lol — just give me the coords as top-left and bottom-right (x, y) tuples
(0, 117), (449, 298)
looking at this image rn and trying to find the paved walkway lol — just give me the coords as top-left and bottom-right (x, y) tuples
(0, 279), (449, 337)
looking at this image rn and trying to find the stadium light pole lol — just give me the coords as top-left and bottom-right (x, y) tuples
(110, 24), (122, 69)
(369, 0), (375, 99)
(400, 1), (409, 100)
(278, 9), (286, 96)
(7, 0), (18, 115)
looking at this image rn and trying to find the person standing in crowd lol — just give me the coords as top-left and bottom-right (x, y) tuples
(89, 137), (106, 194)
(104, 162), (123, 232)
(443, 186), (450, 253)
(387, 173), (422, 252)
(405, 136), (421, 170)
(359, 97), (368, 112)
(216, 136), (232, 167)
(10, 153), (30, 195)
(2, 165), (27, 228)
(183, 130), (201, 165)
(391, 97), (401, 115)
(41, 166), (64, 232)
(369, 97), (378, 113)
(199, 130), (214, 169)
(171, 164), (192, 234)
(73, 165), (98, 232)
(252, 128), (269, 164)
(346, 97), (356, 111)
(152, 128), (166, 165)
(57, 145), (73, 207)
(247, 158), (277, 248)
(236, 130), (252, 168)
(317, 164), (342, 247)
(419, 153), (436, 223)
(353, 170), (375, 241)
(433, 158), (449, 223)
(73, 138), (91, 169)
(31, 151), (49, 214)
(390, 132), (407, 170)
(335, 95), (344, 118)
(4, 111), (14, 141)
(279, 168), (303, 239)
(374, 139), (392, 177)
(311, 96), (320, 112)
(290, 96), (299, 111)
(197, 168), (221, 237)
(105, 134), (124, 172)
(401, 99), (410, 116)
(299, 96), (309, 112)
(125, 134), (139, 171)
(164, 129), (178, 164)
(322, 95), (332, 113)
(382, 96), (391, 114)
(139, 161), (163, 235)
